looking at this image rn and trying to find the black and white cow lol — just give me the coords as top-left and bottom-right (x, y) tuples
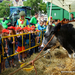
(41, 23), (75, 58)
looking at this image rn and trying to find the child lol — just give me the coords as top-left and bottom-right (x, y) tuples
(17, 28), (26, 63)
(2, 29), (9, 71)
(0, 24), (3, 73)
(29, 27), (36, 55)
(52, 20), (55, 26)
(7, 26), (16, 67)
(38, 21), (46, 40)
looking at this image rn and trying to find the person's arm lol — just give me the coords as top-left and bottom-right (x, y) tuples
(16, 20), (19, 27)
(38, 25), (45, 30)
(17, 36), (22, 42)
(30, 17), (33, 24)
(26, 20), (30, 27)
(30, 17), (35, 25)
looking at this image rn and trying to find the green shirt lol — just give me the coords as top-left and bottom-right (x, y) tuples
(1, 20), (8, 29)
(30, 16), (37, 25)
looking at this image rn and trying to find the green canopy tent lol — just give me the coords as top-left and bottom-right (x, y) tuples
(46, 0), (75, 21)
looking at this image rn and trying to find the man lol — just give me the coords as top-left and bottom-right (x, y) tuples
(30, 12), (38, 26)
(40, 15), (44, 22)
(70, 14), (74, 21)
(30, 13), (38, 53)
(1, 17), (11, 29)
(16, 11), (29, 28)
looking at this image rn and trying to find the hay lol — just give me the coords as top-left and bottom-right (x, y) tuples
(54, 48), (68, 58)
(1, 46), (75, 75)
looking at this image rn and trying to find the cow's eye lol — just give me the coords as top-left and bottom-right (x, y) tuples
(44, 34), (46, 37)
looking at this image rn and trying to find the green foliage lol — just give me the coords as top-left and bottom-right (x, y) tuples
(23, 0), (47, 15)
(0, 1), (13, 17)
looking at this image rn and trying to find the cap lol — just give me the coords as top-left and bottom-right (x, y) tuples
(2, 29), (7, 33)
(31, 25), (36, 28)
(19, 11), (25, 16)
(2, 29), (9, 34)
(23, 27), (27, 30)
(7, 26), (15, 30)
(16, 27), (21, 31)
(36, 29), (39, 31)
(30, 27), (35, 30)
(19, 28), (24, 32)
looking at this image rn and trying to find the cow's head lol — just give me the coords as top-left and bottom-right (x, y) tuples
(41, 25), (57, 49)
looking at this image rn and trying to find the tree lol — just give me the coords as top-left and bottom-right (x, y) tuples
(23, 0), (47, 15)
(0, 1), (13, 17)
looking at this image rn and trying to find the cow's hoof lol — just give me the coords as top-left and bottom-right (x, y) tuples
(68, 54), (71, 58)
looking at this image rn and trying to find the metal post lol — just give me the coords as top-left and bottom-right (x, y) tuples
(2, 38), (4, 56)
(69, 13), (70, 21)
(46, 1), (53, 33)
(22, 35), (23, 51)
(49, 1), (53, 25)
(69, 5), (71, 21)
(29, 33), (31, 48)
(13, 37), (15, 54)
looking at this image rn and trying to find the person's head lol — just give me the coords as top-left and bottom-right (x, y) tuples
(40, 21), (44, 26)
(71, 14), (74, 18)
(20, 30), (24, 34)
(52, 20), (55, 24)
(3, 17), (6, 20)
(30, 28), (35, 33)
(35, 12), (38, 18)
(43, 20), (47, 26)
(2, 32), (8, 37)
(2, 29), (9, 36)
(19, 28), (24, 34)
(19, 11), (25, 19)
(41, 15), (44, 19)
(9, 29), (16, 35)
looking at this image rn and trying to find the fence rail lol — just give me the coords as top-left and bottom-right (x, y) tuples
(1, 31), (43, 61)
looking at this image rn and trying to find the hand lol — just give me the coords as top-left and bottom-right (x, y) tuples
(12, 41), (15, 44)
(29, 60), (34, 66)
(8, 37), (11, 40)
(5, 47), (8, 50)
(17, 36), (20, 38)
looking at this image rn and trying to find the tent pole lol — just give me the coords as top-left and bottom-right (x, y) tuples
(69, 13), (70, 21)
(49, 1), (52, 25)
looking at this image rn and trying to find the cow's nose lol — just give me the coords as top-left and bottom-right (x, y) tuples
(41, 44), (44, 47)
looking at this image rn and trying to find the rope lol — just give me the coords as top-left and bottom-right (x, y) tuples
(9, 34), (55, 75)
(33, 34), (55, 62)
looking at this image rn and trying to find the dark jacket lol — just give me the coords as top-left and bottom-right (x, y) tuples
(17, 36), (26, 47)
(31, 33), (36, 43)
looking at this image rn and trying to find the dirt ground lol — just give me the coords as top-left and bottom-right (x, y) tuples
(1, 45), (75, 75)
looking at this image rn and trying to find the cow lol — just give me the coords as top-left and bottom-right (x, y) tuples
(41, 21), (75, 58)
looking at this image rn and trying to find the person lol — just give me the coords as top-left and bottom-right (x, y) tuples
(30, 13), (38, 53)
(0, 24), (3, 73)
(52, 20), (56, 26)
(70, 14), (74, 21)
(38, 21), (46, 41)
(17, 28), (26, 63)
(30, 12), (38, 26)
(29, 27), (36, 55)
(43, 20), (47, 33)
(7, 26), (16, 67)
(40, 15), (44, 22)
(1, 17), (11, 29)
(2, 29), (9, 71)
(16, 11), (29, 28)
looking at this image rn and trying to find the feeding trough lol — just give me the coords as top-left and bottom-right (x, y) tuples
(20, 63), (34, 72)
